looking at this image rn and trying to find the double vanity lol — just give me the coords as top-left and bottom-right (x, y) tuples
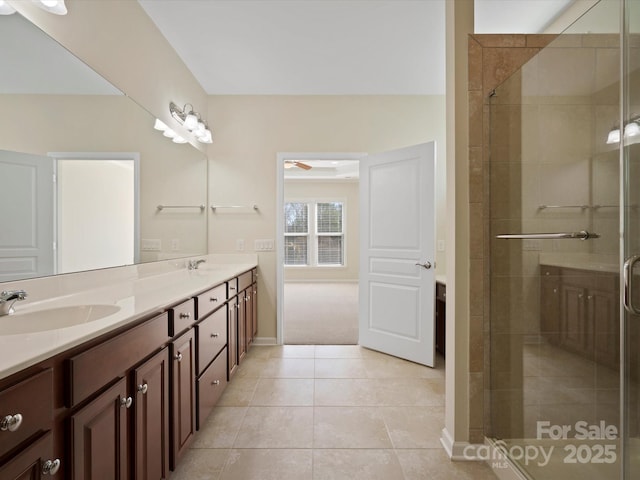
(0, 254), (258, 479)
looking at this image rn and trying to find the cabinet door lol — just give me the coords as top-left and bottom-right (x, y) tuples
(170, 330), (196, 470)
(244, 288), (253, 350)
(228, 297), (238, 379)
(238, 293), (246, 363)
(540, 278), (560, 345)
(0, 432), (58, 480)
(590, 287), (619, 370)
(252, 283), (258, 338)
(134, 348), (169, 480)
(560, 284), (590, 356)
(70, 378), (129, 480)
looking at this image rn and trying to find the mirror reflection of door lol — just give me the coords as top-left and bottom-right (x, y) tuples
(0, 150), (54, 281)
(53, 154), (139, 274)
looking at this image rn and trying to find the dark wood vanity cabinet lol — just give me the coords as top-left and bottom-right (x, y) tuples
(435, 281), (446, 356)
(170, 328), (196, 470)
(133, 348), (170, 480)
(540, 265), (619, 370)
(0, 267), (258, 479)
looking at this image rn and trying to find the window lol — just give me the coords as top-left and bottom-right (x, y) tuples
(284, 201), (345, 266)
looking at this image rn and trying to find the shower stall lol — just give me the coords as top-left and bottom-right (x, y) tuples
(487, 0), (640, 478)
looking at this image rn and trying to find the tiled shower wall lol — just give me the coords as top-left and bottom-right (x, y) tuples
(467, 34), (556, 443)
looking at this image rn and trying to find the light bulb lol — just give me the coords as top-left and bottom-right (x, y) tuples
(606, 128), (620, 145)
(624, 122), (640, 138)
(183, 112), (198, 131)
(153, 119), (168, 131)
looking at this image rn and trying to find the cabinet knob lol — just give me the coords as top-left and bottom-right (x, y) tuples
(245, 296), (250, 302)
(588, 295), (593, 300)
(174, 352), (183, 362)
(212, 380), (220, 385)
(0, 413), (23, 432)
(120, 396), (133, 409)
(211, 333), (219, 338)
(210, 297), (218, 303)
(42, 458), (61, 476)
(553, 288), (558, 294)
(137, 383), (148, 395)
(179, 312), (191, 319)
(578, 293), (584, 299)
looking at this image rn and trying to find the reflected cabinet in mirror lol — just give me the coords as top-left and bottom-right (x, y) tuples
(0, 13), (207, 282)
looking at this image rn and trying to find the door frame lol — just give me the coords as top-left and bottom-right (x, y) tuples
(275, 152), (366, 345)
(48, 151), (141, 271)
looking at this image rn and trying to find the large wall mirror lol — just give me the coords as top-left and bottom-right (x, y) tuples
(0, 13), (208, 282)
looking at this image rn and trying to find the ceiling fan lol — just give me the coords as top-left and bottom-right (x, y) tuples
(284, 160), (312, 170)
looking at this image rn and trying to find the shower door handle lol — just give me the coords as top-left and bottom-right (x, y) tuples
(623, 255), (640, 315)
(495, 230), (600, 240)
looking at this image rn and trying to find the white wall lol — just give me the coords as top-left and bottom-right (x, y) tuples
(206, 95), (446, 339)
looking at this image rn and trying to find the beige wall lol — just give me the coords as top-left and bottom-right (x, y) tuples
(9, 0), (208, 149)
(206, 95), (446, 340)
(284, 179), (359, 282)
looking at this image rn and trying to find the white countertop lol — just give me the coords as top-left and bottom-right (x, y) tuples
(0, 258), (256, 380)
(538, 253), (618, 273)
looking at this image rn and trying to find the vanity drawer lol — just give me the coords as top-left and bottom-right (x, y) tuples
(67, 313), (169, 407)
(196, 283), (227, 320)
(0, 368), (53, 460)
(170, 298), (196, 337)
(196, 306), (227, 375)
(196, 348), (227, 430)
(238, 271), (253, 292)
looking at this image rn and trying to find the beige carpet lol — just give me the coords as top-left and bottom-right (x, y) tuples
(283, 282), (358, 344)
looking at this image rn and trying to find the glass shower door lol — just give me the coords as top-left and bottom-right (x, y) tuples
(623, 1), (640, 477)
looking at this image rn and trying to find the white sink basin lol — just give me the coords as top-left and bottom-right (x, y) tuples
(0, 305), (121, 335)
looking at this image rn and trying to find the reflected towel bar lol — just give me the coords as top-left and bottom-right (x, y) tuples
(156, 204), (205, 212)
(496, 231), (600, 240)
(210, 204), (259, 212)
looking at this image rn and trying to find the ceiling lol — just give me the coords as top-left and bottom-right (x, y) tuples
(138, 0), (581, 96)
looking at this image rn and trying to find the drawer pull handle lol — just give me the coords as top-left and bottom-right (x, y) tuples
(42, 458), (61, 476)
(211, 333), (219, 338)
(120, 396), (133, 409)
(230, 286), (236, 291)
(179, 312), (191, 319)
(137, 383), (148, 394)
(0, 413), (23, 432)
(212, 380), (220, 385)
(175, 352), (183, 362)
(210, 297), (218, 302)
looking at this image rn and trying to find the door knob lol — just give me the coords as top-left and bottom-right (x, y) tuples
(415, 261), (432, 270)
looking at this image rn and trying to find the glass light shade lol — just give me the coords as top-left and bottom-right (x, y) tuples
(0, 1), (16, 14)
(195, 121), (206, 137)
(34, 0), (67, 14)
(153, 119), (168, 131)
(198, 129), (213, 144)
(606, 128), (620, 145)
(624, 122), (640, 138)
(183, 112), (199, 130)
(162, 128), (176, 138)
(172, 135), (188, 144)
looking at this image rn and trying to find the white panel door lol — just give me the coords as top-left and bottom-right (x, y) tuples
(359, 142), (435, 366)
(0, 150), (54, 281)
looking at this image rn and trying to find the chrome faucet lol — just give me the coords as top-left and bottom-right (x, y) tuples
(188, 259), (206, 270)
(0, 290), (28, 316)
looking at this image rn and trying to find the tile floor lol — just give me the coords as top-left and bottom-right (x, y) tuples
(171, 345), (498, 480)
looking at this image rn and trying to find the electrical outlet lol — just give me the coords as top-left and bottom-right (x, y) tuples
(171, 239), (180, 251)
(141, 239), (161, 251)
(236, 239), (245, 251)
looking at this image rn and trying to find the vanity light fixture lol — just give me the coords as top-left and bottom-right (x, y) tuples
(33, 0), (67, 15)
(169, 102), (213, 144)
(606, 116), (640, 145)
(0, 1), (16, 15)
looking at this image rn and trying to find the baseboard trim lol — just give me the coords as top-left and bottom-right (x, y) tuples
(440, 428), (484, 461)
(253, 337), (277, 345)
(440, 430), (527, 479)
